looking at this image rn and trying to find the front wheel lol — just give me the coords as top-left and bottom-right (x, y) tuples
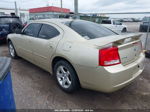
(54, 60), (80, 93)
(8, 41), (18, 59)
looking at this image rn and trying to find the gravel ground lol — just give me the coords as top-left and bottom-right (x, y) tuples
(0, 22), (150, 110)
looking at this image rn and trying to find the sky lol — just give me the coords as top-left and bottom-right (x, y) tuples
(0, 0), (150, 13)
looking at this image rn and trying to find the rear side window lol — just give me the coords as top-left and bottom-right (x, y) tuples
(65, 20), (117, 39)
(101, 20), (111, 24)
(38, 24), (60, 39)
(23, 23), (42, 37)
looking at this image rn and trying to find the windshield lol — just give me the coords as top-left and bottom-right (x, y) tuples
(64, 20), (117, 40)
(0, 17), (22, 24)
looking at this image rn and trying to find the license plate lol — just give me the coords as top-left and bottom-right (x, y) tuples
(133, 42), (142, 52)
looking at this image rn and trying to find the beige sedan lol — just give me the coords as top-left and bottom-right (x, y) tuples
(7, 19), (145, 93)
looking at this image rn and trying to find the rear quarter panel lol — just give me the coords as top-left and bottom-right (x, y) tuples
(54, 38), (99, 85)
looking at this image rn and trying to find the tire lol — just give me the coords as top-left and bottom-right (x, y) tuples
(8, 41), (18, 59)
(54, 60), (80, 93)
(145, 51), (150, 58)
(122, 28), (127, 32)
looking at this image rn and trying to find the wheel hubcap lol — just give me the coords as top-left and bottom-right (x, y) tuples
(9, 44), (15, 57)
(56, 66), (72, 89)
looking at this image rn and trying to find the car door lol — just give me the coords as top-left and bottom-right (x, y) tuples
(101, 20), (114, 30)
(112, 20), (123, 33)
(31, 23), (63, 71)
(17, 23), (42, 63)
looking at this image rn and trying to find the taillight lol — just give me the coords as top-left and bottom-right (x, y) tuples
(99, 46), (121, 66)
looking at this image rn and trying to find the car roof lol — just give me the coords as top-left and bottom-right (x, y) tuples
(33, 19), (73, 24)
(0, 16), (19, 18)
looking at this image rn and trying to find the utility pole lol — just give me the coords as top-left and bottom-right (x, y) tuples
(60, 0), (63, 14)
(145, 17), (150, 49)
(145, 17), (150, 58)
(14, 1), (18, 16)
(46, 1), (49, 6)
(60, 0), (63, 8)
(74, 0), (79, 19)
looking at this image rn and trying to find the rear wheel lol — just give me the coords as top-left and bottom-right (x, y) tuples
(54, 60), (80, 93)
(8, 41), (18, 59)
(122, 28), (127, 32)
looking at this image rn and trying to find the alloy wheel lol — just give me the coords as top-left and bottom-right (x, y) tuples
(56, 66), (72, 89)
(9, 43), (15, 57)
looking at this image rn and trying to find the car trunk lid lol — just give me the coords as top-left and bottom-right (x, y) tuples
(87, 33), (143, 65)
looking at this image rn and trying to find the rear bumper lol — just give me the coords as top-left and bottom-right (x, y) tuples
(0, 37), (7, 43)
(76, 53), (145, 93)
(0, 37), (6, 40)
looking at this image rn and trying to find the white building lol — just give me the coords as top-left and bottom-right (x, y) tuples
(0, 8), (29, 23)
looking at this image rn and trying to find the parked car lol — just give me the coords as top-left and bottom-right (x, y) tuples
(131, 18), (141, 22)
(7, 19), (145, 93)
(101, 19), (127, 33)
(139, 17), (150, 32)
(0, 16), (22, 44)
(121, 18), (134, 22)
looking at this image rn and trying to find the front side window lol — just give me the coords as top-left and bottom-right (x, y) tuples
(38, 24), (60, 39)
(23, 23), (42, 37)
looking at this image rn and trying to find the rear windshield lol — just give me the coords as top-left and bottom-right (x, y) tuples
(64, 20), (117, 39)
(0, 17), (22, 24)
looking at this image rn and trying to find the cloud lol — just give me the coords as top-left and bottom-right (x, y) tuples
(79, 0), (150, 13)
(0, 0), (150, 13)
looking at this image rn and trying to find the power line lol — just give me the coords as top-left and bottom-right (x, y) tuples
(19, 0), (38, 3)
(0, 0), (36, 4)
(0, 0), (14, 3)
